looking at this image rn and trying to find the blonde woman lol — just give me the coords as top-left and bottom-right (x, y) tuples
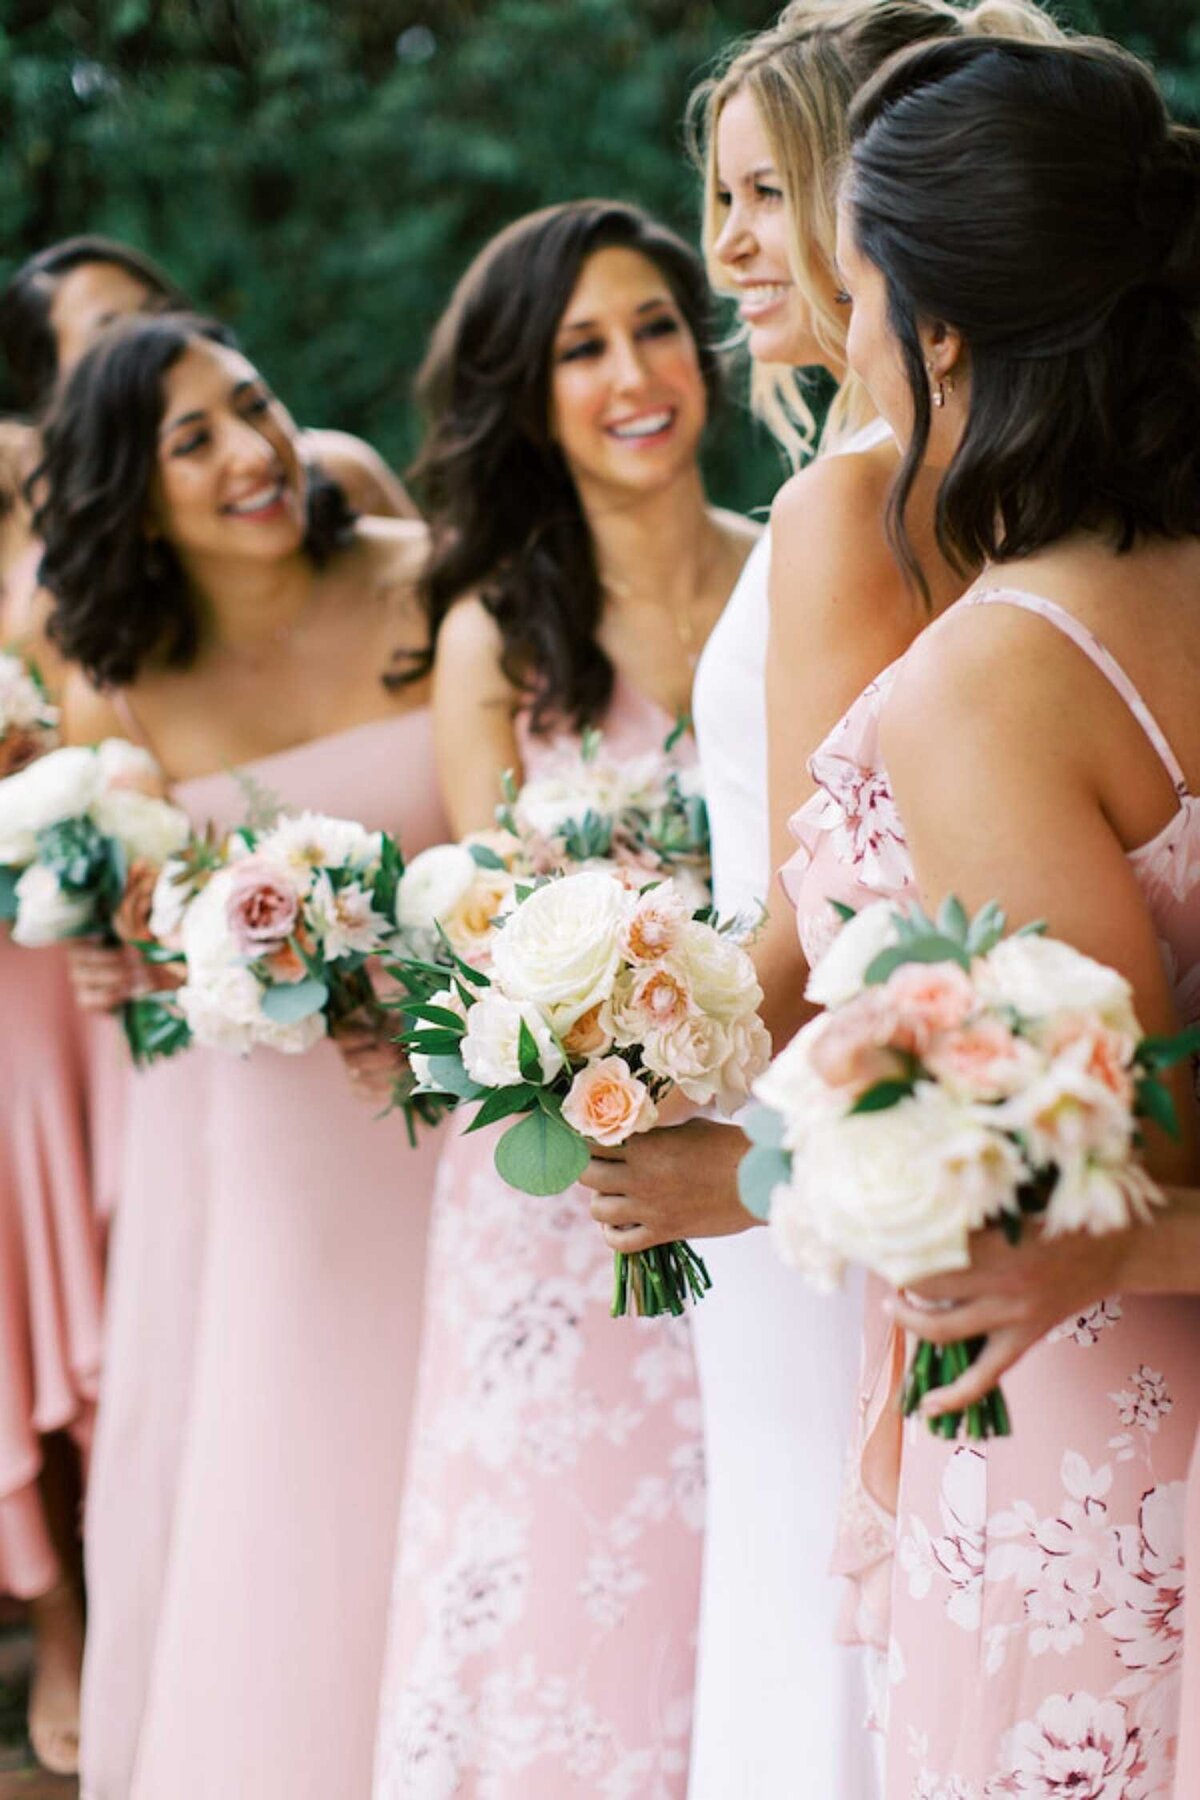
(579, 5), (1061, 1794)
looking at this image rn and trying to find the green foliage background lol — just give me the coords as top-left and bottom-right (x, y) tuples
(0, 0), (1196, 515)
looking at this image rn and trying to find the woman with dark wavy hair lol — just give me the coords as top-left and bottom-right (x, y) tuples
(778, 35), (1200, 1794)
(371, 199), (757, 1797)
(40, 311), (448, 1800)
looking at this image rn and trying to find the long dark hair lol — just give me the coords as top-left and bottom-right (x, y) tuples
(0, 236), (188, 415)
(401, 200), (722, 733)
(33, 313), (355, 689)
(846, 37), (1200, 585)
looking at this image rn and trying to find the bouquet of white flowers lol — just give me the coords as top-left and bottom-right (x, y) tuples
(398, 869), (771, 1317)
(0, 651), (58, 777)
(0, 737), (193, 1063)
(740, 897), (1200, 1438)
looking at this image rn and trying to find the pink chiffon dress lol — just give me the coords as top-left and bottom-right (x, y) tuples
(782, 588), (1200, 1798)
(373, 676), (705, 1799)
(0, 935), (104, 1597)
(79, 710), (449, 1800)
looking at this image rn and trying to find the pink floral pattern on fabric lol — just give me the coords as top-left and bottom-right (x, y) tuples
(780, 589), (1200, 1797)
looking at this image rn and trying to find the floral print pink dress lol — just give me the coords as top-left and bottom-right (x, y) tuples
(782, 589), (1200, 1799)
(373, 676), (705, 1799)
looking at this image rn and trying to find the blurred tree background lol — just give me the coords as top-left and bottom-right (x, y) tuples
(0, 0), (1196, 516)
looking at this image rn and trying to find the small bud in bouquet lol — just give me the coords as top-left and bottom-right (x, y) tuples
(0, 737), (193, 1064)
(740, 895), (1200, 1440)
(398, 868), (772, 1319)
(0, 651), (59, 777)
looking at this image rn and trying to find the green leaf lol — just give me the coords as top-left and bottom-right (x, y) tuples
(741, 1102), (787, 1149)
(494, 1108), (590, 1196)
(737, 1143), (791, 1221)
(663, 712), (690, 754)
(399, 1029), (466, 1057)
(865, 937), (970, 983)
(401, 1002), (466, 1033)
(829, 899), (857, 924)
(1135, 1024), (1200, 1070)
(421, 1055), (485, 1101)
(259, 976), (328, 1024)
(0, 865), (19, 922)
(517, 1016), (544, 1082)
(465, 1084), (538, 1131)
(936, 895), (969, 942)
(849, 1078), (917, 1115)
(468, 842), (508, 871)
(1135, 1075), (1181, 1141)
(965, 899), (1008, 956)
(120, 996), (192, 1068)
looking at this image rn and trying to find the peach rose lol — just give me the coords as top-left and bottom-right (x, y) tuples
(808, 989), (909, 1095)
(112, 858), (159, 946)
(442, 867), (515, 966)
(1041, 1013), (1135, 1106)
(879, 961), (975, 1054)
(620, 885), (692, 964)
(224, 856), (300, 957)
(613, 965), (692, 1042)
(561, 1056), (657, 1147)
(924, 1017), (1043, 1102)
(561, 1001), (615, 1058)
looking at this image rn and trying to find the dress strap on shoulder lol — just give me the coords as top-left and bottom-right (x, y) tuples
(107, 688), (163, 765)
(965, 587), (1190, 798)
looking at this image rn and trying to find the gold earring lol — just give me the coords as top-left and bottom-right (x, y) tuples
(927, 361), (954, 409)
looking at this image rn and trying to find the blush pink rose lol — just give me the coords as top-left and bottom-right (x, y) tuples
(1041, 1013), (1136, 1106)
(808, 988), (909, 1095)
(562, 1056), (658, 1147)
(225, 856), (301, 957)
(879, 961), (976, 1054)
(924, 1016), (1042, 1101)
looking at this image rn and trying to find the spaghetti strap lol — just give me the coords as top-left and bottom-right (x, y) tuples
(107, 689), (163, 766)
(966, 587), (1190, 797)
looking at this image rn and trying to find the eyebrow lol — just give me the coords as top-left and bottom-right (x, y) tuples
(557, 297), (675, 335)
(160, 376), (260, 437)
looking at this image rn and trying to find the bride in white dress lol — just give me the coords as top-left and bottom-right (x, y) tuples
(581, 4), (1062, 1793)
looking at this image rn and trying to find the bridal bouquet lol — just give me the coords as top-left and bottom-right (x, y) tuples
(0, 651), (58, 776)
(740, 897), (1200, 1439)
(399, 869), (771, 1317)
(0, 737), (193, 1063)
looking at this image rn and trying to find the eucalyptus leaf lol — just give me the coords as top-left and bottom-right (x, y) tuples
(737, 1143), (791, 1221)
(494, 1108), (590, 1197)
(936, 895), (969, 942)
(741, 1102), (787, 1149)
(422, 1055), (485, 1101)
(0, 865), (19, 922)
(259, 976), (328, 1023)
(865, 937), (970, 983)
(468, 842), (508, 871)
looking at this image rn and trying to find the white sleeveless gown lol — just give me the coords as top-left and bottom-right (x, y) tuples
(689, 489), (881, 1796)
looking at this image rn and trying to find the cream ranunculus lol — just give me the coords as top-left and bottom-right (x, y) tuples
(667, 920), (761, 1024)
(89, 788), (191, 866)
(975, 935), (1139, 1036)
(394, 843), (479, 934)
(804, 900), (901, 1008)
(11, 863), (94, 945)
(460, 991), (564, 1088)
(0, 745), (102, 865)
(490, 870), (628, 1031)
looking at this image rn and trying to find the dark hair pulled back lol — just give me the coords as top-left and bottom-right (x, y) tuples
(0, 235), (187, 416)
(846, 37), (1200, 583)
(33, 313), (354, 689)
(403, 200), (721, 733)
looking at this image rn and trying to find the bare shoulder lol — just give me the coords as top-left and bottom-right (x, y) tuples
(710, 506), (763, 556)
(302, 428), (415, 519)
(61, 670), (127, 747)
(436, 595), (507, 683)
(770, 441), (900, 600)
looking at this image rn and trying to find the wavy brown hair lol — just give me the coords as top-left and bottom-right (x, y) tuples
(847, 37), (1200, 585)
(399, 200), (721, 734)
(33, 313), (354, 689)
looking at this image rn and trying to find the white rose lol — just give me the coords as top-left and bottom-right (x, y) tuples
(395, 843), (479, 933)
(769, 1166), (847, 1293)
(89, 788), (190, 866)
(804, 901), (900, 1008)
(668, 920), (761, 1024)
(975, 935), (1139, 1035)
(490, 870), (628, 1031)
(256, 811), (382, 877)
(177, 963), (264, 1053)
(460, 990), (564, 1088)
(96, 737), (163, 795)
(11, 863), (94, 945)
(642, 1014), (731, 1104)
(773, 1086), (982, 1288)
(180, 868), (241, 973)
(713, 1012), (773, 1115)
(149, 858), (193, 948)
(752, 1014), (846, 1146)
(0, 745), (101, 865)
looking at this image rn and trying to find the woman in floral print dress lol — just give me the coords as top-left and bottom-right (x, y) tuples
(783, 37), (1200, 1797)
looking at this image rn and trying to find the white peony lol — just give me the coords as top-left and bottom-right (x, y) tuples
(490, 870), (629, 1031)
(804, 901), (900, 1008)
(752, 1014), (846, 1146)
(95, 737), (163, 795)
(89, 788), (190, 866)
(176, 963), (264, 1054)
(11, 863), (94, 945)
(395, 843), (478, 933)
(0, 745), (101, 865)
(771, 1085), (984, 1289)
(179, 868), (241, 973)
(975, 934), (1139, 1035)
(769, 1165), (848, 1293)
(256, 811), (382, 878)
(460, 991), (564, 1088)
(668, 920), (761, 1024)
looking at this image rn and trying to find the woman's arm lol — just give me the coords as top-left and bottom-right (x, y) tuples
(432, 597), (523, 838)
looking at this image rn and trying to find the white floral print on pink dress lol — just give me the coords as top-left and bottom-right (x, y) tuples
(781, 589), (1200, 1798)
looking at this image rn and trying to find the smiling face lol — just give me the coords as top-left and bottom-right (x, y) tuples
(547, 245), (707, 502)
(148, 338), (308, 565)
(711, 86), (836, 370)
(50, 261), (161, 380)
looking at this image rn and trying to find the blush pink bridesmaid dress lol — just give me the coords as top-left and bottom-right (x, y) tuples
(79, 711), (449, 1800)
(373, 676), (705, 1799)
(783, 589), (1200, 1798)
(0, 936), (104, 1598)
